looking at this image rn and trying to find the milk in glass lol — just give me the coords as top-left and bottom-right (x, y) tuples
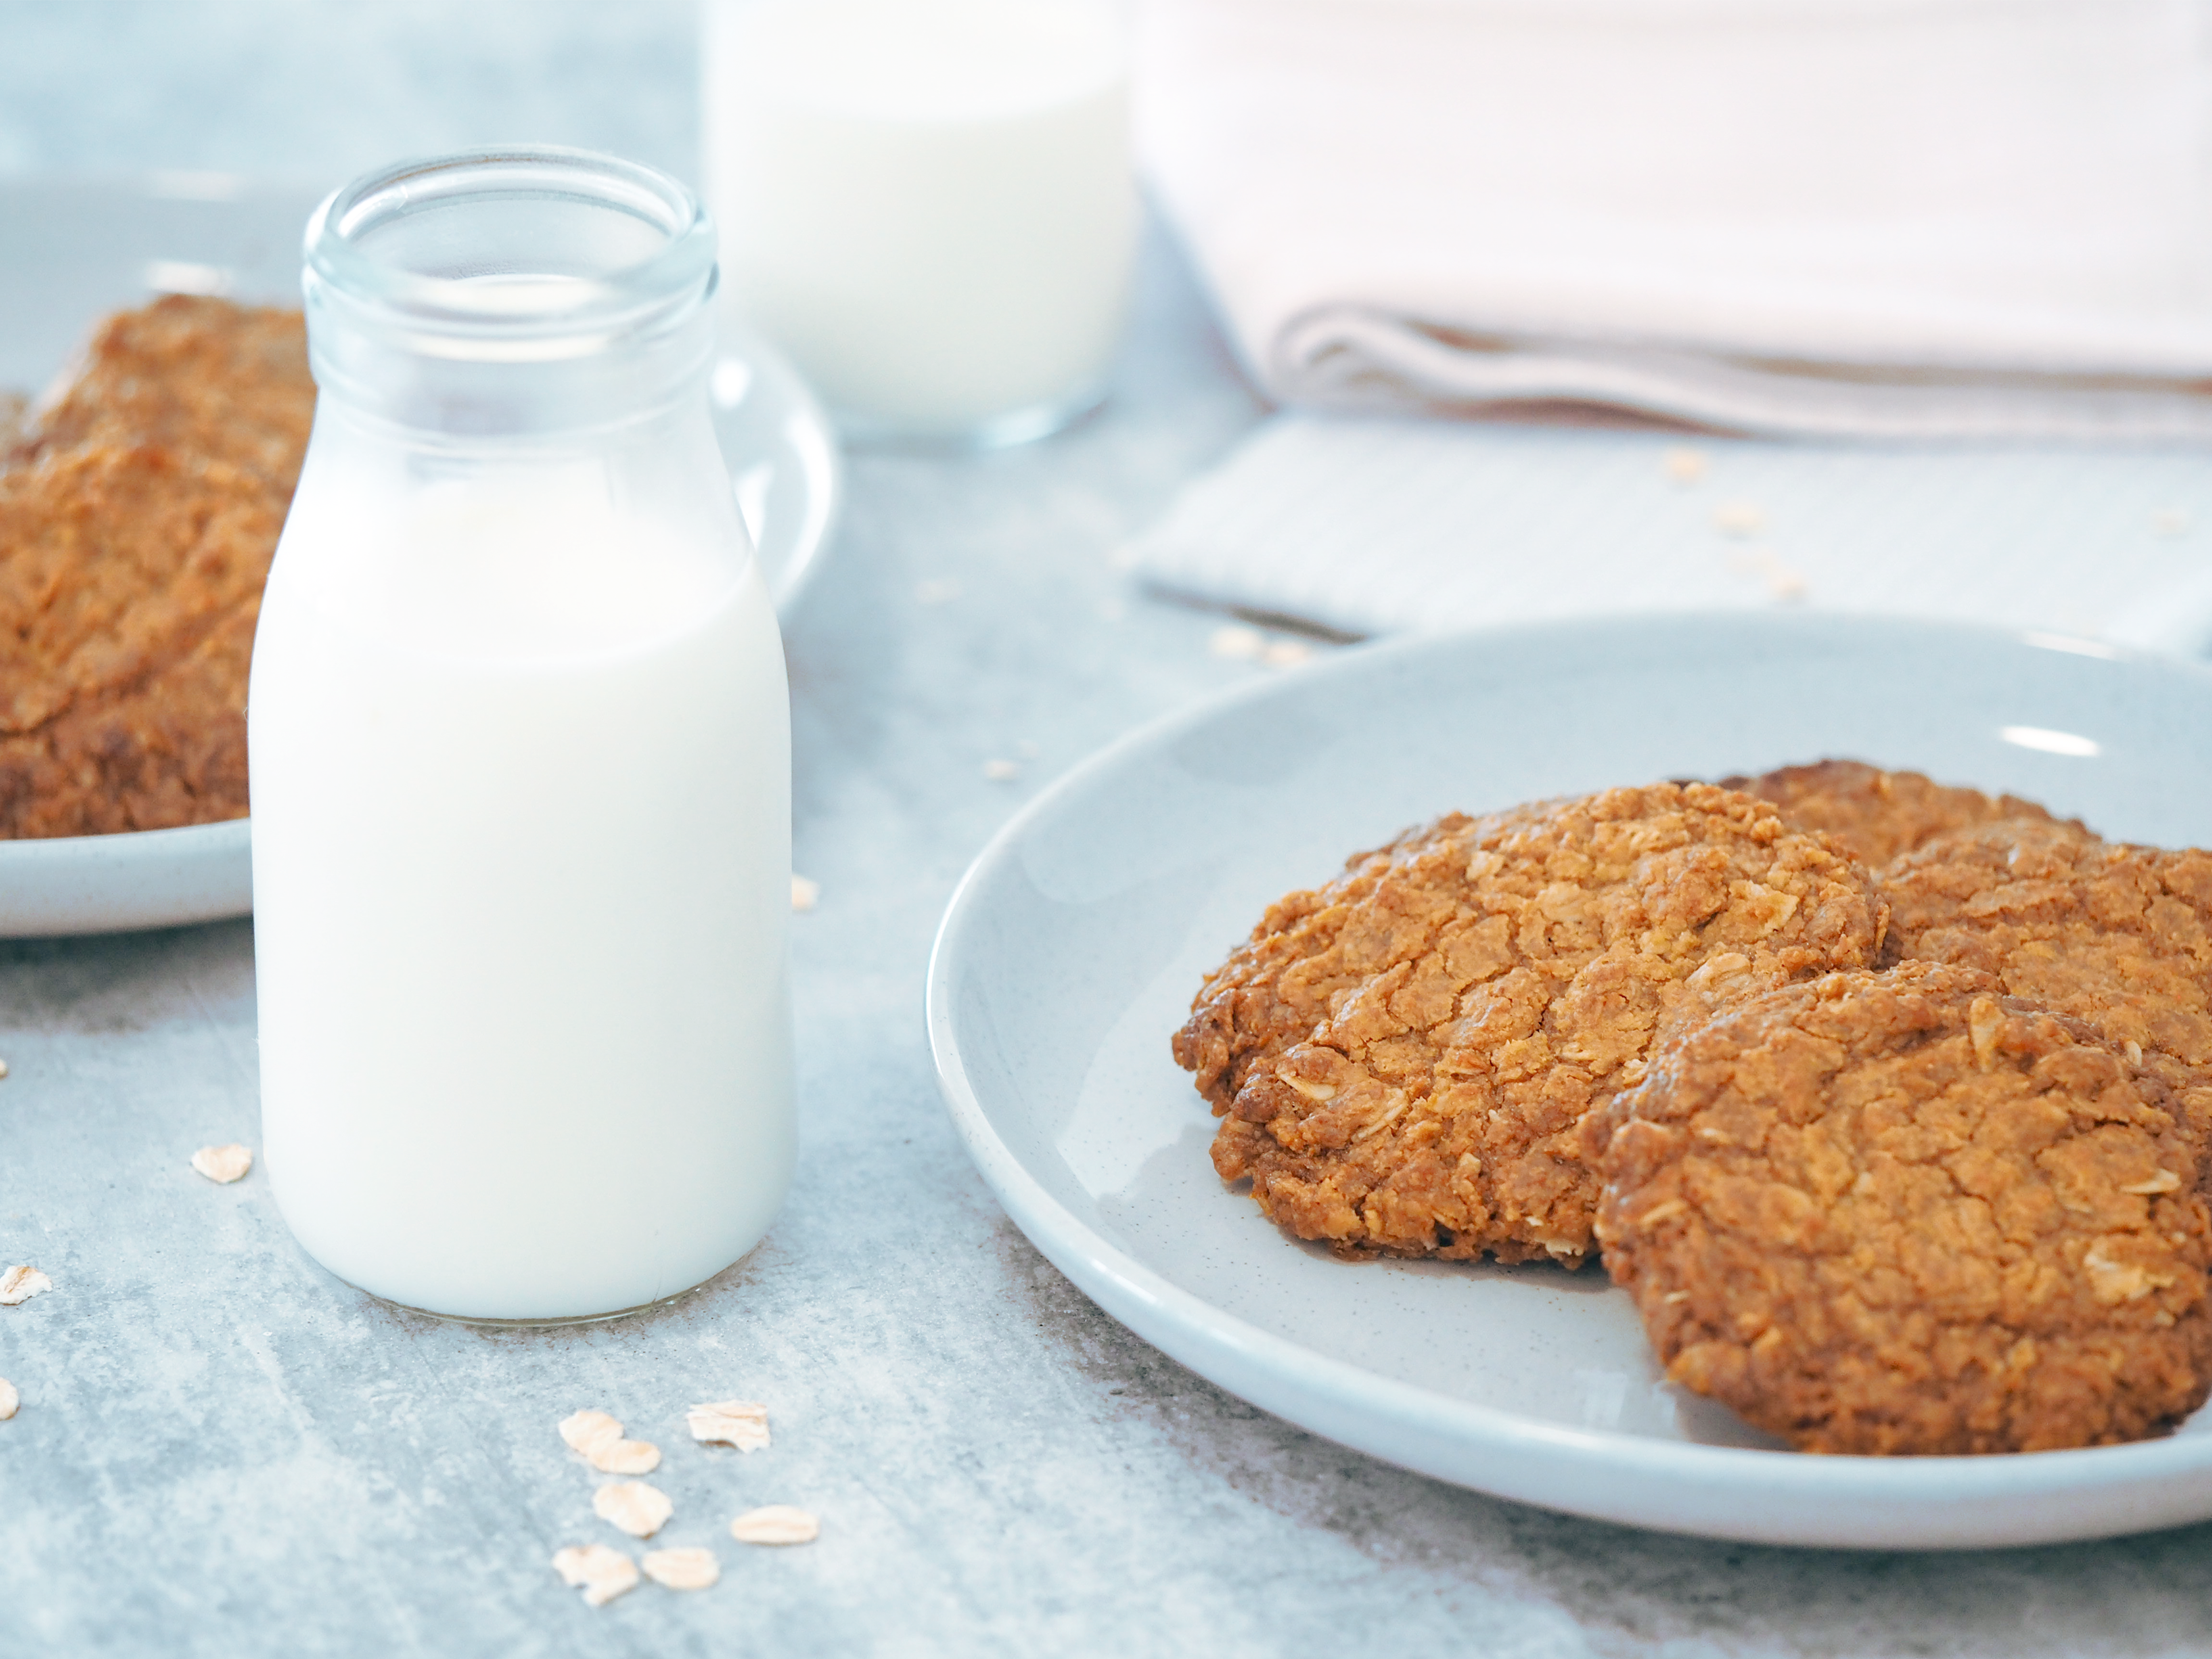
(250, 150), (795, 1323)
(703, 0), (1138, 444)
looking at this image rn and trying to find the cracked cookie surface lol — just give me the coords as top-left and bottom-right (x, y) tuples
(1721, 758), (2081, 869)
(0, 443), (282, 835)
(9, 294), (314, 487)
(0, 295), (312, 838)
(1172, 782), (1888, 1266)
(1590, 962), (2212, 1454)
(1882, 821), (2212, 1163)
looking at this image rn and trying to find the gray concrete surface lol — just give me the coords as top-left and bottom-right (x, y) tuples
(5, 8), (2212, 1656)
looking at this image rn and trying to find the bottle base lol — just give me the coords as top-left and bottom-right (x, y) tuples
(333, 1263), (733, 1328)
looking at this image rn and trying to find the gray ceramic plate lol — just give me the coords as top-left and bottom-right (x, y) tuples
(927, 612), (2212, 1550)
(0, 174), (839, 936)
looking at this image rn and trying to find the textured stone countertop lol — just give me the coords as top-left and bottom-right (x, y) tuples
(6, 8), (2212, 1656)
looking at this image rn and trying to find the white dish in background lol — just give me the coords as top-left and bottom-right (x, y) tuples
(926, 613), (2212, 1550)
(0, 174), (842, 937)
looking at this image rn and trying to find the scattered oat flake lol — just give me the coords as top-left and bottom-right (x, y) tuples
(916, 577), (961, 604)
(687, 1399), (770, 1451)
(642, 1547), (721, 1590)
(594, 1480), (674, 1539)
(2153, 508), (2191, 537)
(1209, 624), (1263, 661)
(190, 1143), (253, 1184)
(791, 874), (820, 913)
(1015, 738), (1040, 760)
(1766, 564), (1808, 602)
(0, 1058), (9, 1079)
(1662, 446), (1709, 484)
(0, 1378), (17, 1419)
(561, 1408), (625, 1460)
(731, 1505), (819, 1546)
(1261, 639), (1312, 669)
(0, 1266), (51, 1306)
(590, 1438), (662, 1476)
(1713, 501), (1765, 537)
(983, 758), (1021, 782)
(553, 1543), (639, 1607)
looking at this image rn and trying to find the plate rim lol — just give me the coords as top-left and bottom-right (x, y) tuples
(0, 815), (250, 857)
(926, 610), (2212, 1550)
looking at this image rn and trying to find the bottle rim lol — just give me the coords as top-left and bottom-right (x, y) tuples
(303, 145), (717, 347)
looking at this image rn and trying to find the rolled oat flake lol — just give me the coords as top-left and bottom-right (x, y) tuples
(642, 1547), (721, 1590)
(730, 1505), (819, 1546)
(687, 1398), (770, 1450)
(594, 1480), (674, 1539)
(590, 1437), (661, 1475)
(559, 1408), (623, 1458)
(191, 1143), (254, 1184)
(560, 1407), (661, 1473)
(552, 1543), (638, 1607)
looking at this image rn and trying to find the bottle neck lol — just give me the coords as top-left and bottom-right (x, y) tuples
(304, 275), (718, 441)
(299, 147), (722, 441)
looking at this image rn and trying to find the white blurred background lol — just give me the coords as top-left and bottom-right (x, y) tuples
(0, 2), (696, 185)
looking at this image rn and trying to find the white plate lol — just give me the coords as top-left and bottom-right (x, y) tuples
(926, 613), (2212, 1550)
(0, 175), (841, 936)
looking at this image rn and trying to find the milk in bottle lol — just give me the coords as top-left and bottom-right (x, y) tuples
(249, 148), (795, 1322)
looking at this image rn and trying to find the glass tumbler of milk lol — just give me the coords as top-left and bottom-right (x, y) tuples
(703, 0), (1140, 447)
(249, 147), (795, 1324)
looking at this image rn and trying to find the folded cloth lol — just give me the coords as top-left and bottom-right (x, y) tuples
(1135, 0), (2212, 441)
(1122, 414), (2212, 651)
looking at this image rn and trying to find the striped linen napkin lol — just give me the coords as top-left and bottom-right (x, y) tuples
(1122, 415), (2212, 655)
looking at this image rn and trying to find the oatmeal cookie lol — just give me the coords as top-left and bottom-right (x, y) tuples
(1719, 758), (2081, 869)
(11, 294), (314, 488)
(0, 443), (280, 835)
(0, 296), (311, 837)
(1173, 783), (1888, 1266)
(1881, 820), (2212, 1159)
(1590, 962), (2212, 1454)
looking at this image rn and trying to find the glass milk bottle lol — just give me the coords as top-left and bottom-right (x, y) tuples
(249, 148), (795, 1324)
(702, 0), (1139, 446)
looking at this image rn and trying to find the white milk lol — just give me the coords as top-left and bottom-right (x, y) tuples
(250, 464), (793, 1322)
(703, 0), (1138, 439)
